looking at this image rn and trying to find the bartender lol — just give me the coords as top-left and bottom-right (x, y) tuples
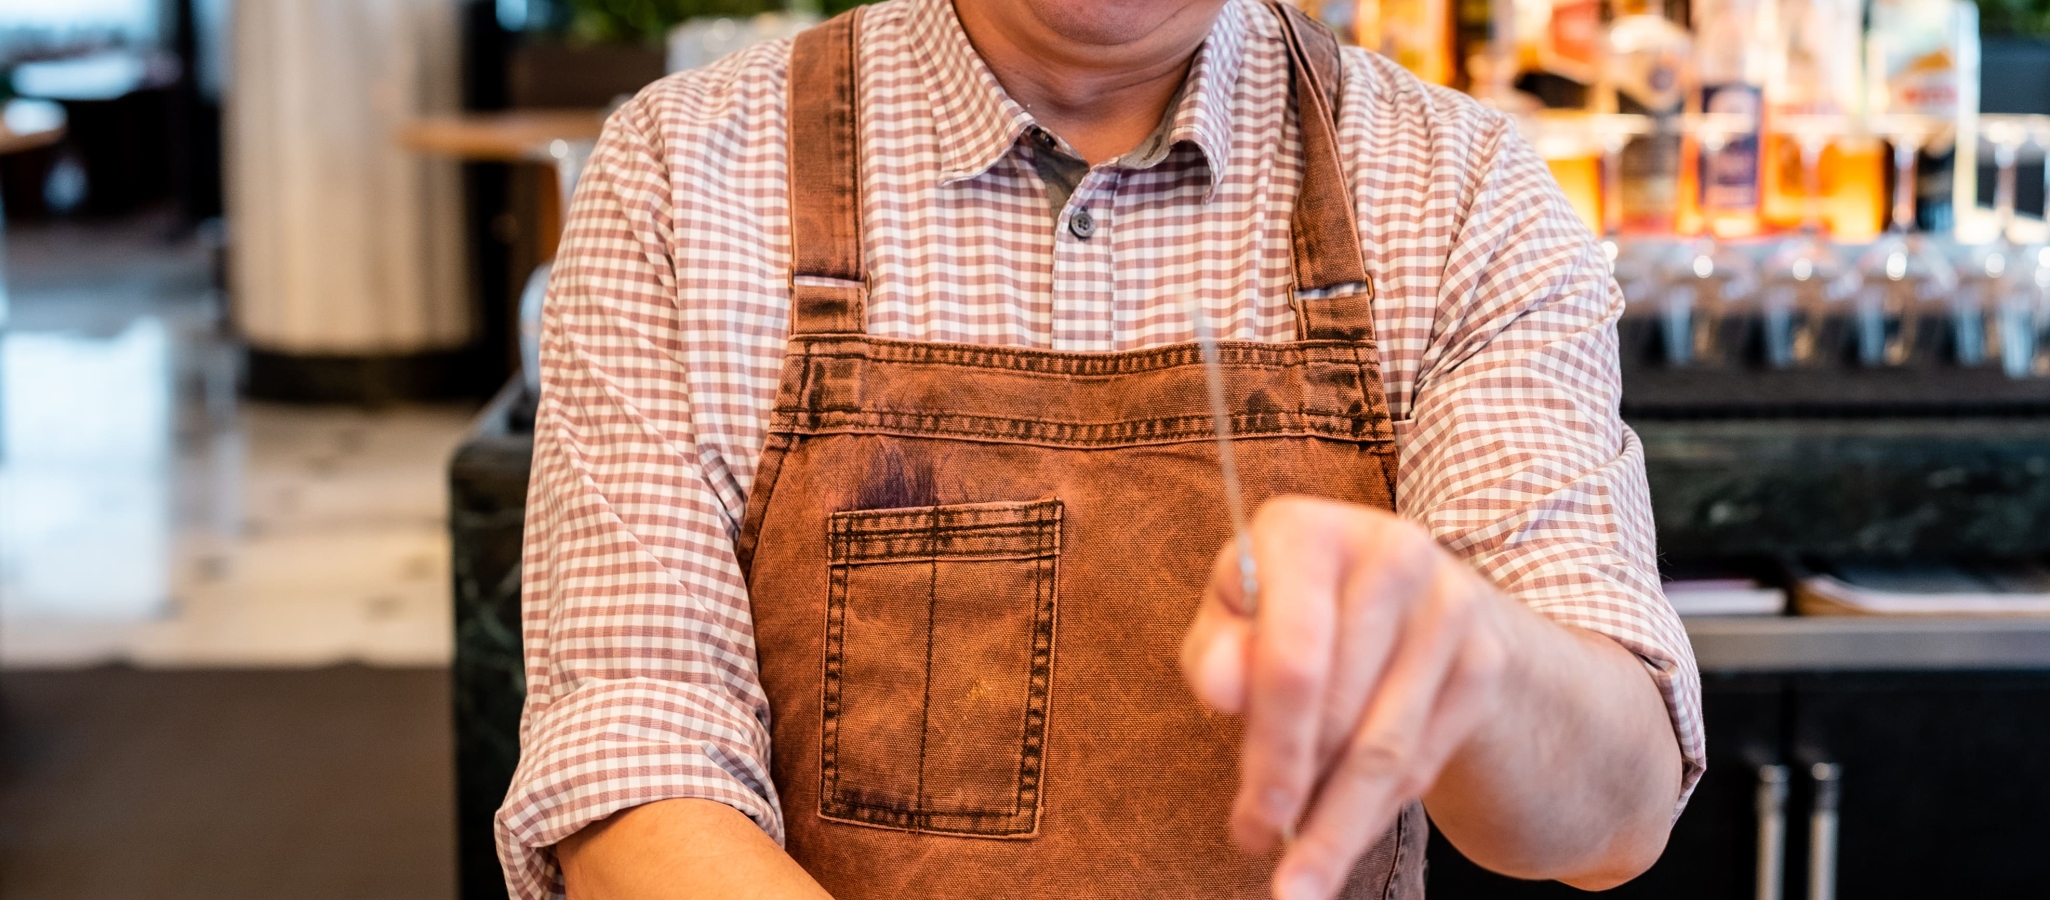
(499, 0), (1701, 898)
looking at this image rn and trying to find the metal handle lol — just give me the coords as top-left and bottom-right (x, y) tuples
(518, 262), (551, 399)
(1756, 764), (1790, 900)
(1808, 763), (1842, 900)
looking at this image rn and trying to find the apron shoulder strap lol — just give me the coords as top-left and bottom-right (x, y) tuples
(1269, 1), (1377, 343)
(785, 3), (1375, 343)
(787, 8), (868, 336)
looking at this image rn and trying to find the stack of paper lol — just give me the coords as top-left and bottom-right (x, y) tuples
(1795, 562), (2050, 616)
(1664, 578), (1789, 617)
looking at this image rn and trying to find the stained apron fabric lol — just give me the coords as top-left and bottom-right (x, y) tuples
(735, 4), (1427, 897)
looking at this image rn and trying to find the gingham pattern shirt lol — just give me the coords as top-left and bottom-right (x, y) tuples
(500, 0), (1704, 895)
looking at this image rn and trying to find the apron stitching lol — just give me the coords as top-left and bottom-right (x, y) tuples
(914, 505), (942, 828)
(1380, 804), (1408, 900)
(787, 410), (1371, 439)
(1022, 505), (1058, 828)
(796, 344), (821, 416)
(822, 537), (846, 807)
(785, 340), (1380, 376)
(1012, 511), (1046, 818)
(794, 406), (1364, 425)
(1349, 341), (1376, 438)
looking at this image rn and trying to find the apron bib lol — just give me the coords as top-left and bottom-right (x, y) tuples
(736, 5), (1426, 896)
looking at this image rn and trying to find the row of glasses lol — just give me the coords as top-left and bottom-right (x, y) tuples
(1621, 111), (2050, 376)
(1965, 114), (2050, 377)
(1758, 113), (1858, 368)
(1853, 113), (1962, 368)
(1652, 112), (1760, 368)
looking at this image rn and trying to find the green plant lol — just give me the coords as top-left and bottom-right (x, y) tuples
(563, 0), (875, 44)
(1980, 0), (2050, 37)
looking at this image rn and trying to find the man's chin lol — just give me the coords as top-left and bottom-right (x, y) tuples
(1009, 0), (1226, 48)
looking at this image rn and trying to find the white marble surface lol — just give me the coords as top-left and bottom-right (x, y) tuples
(0, 216), (476, 668)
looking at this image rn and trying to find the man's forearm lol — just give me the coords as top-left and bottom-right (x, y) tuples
(1423, 598), (1684, 888)
(559, 798), (833, 900)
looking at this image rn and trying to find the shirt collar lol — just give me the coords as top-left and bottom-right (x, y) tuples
(911, 0), (1250, 197)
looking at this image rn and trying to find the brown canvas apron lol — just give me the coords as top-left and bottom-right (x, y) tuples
(735, 4), (1426, 897)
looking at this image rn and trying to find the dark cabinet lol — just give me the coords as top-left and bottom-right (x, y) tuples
(1426, 671), (2050, 899)
(1784, 672), (2050, 897)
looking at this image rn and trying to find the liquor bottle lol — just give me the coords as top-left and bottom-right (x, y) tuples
(1451, 0), (1497, 91)
(1498, 0), (1603, 107)
(1594, 0), (1692, 233)
(1455, 0), (1545, 109)
(1953, 0), (1981, 234)
(1866, 0), (1980, 235)
(1758, 0), (1884, 238)
(1521, 115), (1607, 232)
(1676, 0), (1770, 238)
(1539, 0), (1603, 88)
(1818, 141), (1888, 242)
(1357, 0), (1455, 82)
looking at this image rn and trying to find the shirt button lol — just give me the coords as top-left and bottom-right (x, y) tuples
(1069, 208), (1096, 240)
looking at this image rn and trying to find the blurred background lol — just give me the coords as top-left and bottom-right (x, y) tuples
(1, 0), (2047, 898)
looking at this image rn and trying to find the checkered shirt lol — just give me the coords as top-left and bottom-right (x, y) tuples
(499, 0), (1705, 896)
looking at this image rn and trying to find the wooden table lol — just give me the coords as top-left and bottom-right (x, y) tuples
(0, 98), (67, 156)
(398, 109), (606, 260)
(396, 109), (604, 162)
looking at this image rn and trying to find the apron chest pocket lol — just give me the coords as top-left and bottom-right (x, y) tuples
(820, 499), (1062, 838)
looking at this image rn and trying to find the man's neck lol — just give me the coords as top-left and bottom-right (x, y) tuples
(951, 0), (1228, 164)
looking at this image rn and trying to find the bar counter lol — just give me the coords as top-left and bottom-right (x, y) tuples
(450, 385), (2050, 899)
(1686, 615), (2050, 671)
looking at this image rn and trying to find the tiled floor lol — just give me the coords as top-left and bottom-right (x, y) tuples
(0, 665), (456, 900)
(0, 214), (467, 896)
(0, 214), (477, 667)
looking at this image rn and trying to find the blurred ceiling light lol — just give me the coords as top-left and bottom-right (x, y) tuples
(2, 98), (66, 136)
(498, 0), (531, 31)
(0, 0), (159, 43)
(12, 51), (149, 101)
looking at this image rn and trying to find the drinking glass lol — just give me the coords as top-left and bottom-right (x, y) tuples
(1852, 114), (1962, 367)
(1757, 114), (1859, 367)
(1966, 115), (2050, 376)
(2008, 245), (2050, 377)
(2007, 119), (2050, 379)
(1586, 113), (1657, 297)
(1654, 112), (1760, 367)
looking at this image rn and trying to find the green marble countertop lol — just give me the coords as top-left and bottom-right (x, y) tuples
(1635, 417), (2050, 561)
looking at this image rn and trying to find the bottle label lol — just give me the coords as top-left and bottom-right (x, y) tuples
(1868, 0), (1970, 236)
(1621, 132), (1683, 230)
(1542, 0), (1603, 83)
(1698, 83), (1763, 213)
(1885, 47), (1960, 116)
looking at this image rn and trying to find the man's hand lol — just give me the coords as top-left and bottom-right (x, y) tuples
(1179, 496), (1510, 896)
(1179, 496), (1684, 899)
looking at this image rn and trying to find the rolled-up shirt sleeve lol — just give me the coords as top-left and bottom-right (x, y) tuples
(1395, 115), (1705, 808)
(494, 98), (784, 900)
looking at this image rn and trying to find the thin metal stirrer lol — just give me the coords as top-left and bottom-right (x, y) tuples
(1190, 306), (1260, 615)
(1187, 301), (1298, 848)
